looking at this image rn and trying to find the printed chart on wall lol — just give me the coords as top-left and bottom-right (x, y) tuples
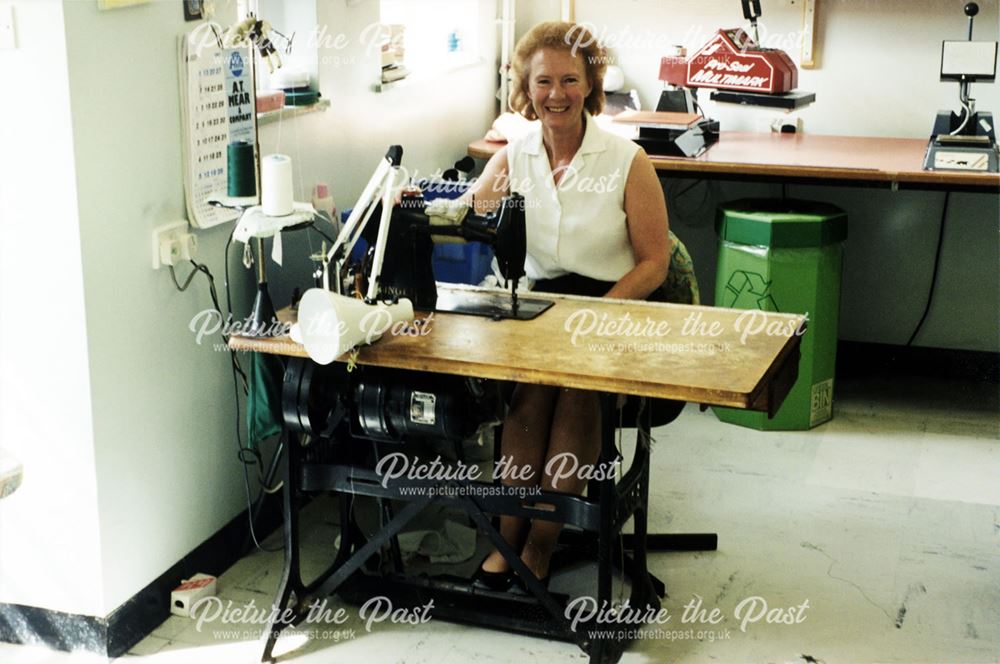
(179, 28), (258, 229)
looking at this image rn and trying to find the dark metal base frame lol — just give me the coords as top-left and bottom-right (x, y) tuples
(259, 357), (718, 663)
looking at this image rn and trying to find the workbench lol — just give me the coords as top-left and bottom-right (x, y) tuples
(468, 132), (1000, 192)
(230, 285), (806, 663)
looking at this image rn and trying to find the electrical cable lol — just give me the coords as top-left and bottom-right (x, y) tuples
(907, 191), (951, 346)
(691, 88), (704, 117)
(307, 220), (336, 245)
(223, 230), (284, 551)
(219, 219), (337, 543)
(168, 263), (200, 291)
(167, 249), (279, 552)
(233, 351), (282, 554)
(672, 178), (705, 200)
(950, 96), (974, 136)
(257, 434), (285, 494)
(615, 401), (626, 605)
(667, 177), (713, 226)
(169, 258), (248, 390)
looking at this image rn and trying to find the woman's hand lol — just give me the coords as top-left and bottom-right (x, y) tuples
(604, 149), (671, 301)
(460, 148), (510, 217)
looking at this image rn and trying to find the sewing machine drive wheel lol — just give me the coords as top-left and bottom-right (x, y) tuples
(281, 357), (347, 439)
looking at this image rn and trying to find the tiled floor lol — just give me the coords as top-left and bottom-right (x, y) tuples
(2, 373), (997, 663)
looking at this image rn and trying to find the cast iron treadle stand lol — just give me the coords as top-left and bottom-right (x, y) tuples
(259, 357), (718, 663)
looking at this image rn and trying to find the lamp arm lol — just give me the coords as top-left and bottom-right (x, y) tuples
(321, 147), (402, 291)
(331, 174), (390, 290)
(364, 166), (403, 302)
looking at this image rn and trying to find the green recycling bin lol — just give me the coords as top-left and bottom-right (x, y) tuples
(713, 199), (847, 430)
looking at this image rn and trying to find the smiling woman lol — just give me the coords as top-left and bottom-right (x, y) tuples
(462, 21), (672, 592)
(507, 22), (607, 122)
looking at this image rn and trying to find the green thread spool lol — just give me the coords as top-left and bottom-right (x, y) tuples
(227, 141), (257, 198)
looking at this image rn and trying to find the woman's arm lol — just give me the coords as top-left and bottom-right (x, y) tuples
(604, 149), (671, 300)
(459, 148), (510, 216)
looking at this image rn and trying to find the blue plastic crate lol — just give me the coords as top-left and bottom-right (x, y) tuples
(431, 241), (494, 285)
(341, 178), (496, 286)
(418, 179), (495, 286)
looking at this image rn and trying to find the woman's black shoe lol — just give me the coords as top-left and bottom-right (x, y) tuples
(510, 572), (550, 596)
(472, 561), (513, 591)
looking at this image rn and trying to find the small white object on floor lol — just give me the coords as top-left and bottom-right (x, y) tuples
(170, 573), (217, 617)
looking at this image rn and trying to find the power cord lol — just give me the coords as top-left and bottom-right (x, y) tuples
(667, 177), (714, 225)
(222, 235), (290, 553)
(907, 191), (950, 346)
(616, 402), (627, 606)
(172, 245), (283, 553)
(307, 219), (336, 245)
(170, 258), (249, 392)
(232, 367), (283, 553)
(212, 218), (357, 553)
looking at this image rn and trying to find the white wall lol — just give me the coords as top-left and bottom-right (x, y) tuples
(58, 0), (255, 613)
(260, 0), (500, 304)
(0, 0), (105, 617)
(0, 0), (255, 618)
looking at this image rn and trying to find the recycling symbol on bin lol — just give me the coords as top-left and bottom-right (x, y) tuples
(722, 270), (780, 311)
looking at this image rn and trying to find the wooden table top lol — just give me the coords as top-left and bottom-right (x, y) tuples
(230, 287), (806, 411)
(468, 132), (1000, 190)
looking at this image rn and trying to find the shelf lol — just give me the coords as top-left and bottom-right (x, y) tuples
(257, 98), (330, 126)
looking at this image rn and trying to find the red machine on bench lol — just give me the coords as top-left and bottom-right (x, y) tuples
(621, 0), (815, 157)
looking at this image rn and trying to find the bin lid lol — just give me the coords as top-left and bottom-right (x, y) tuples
(716, 199), (848, 248)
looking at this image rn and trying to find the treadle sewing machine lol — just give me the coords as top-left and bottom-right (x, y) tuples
(230, 146), (807, 664)
(615, 0), (816, 158)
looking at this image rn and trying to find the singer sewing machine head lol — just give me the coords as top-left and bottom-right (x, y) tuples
(320, 146), (554, 322)
(297, 146), (554, 367)
(355, 192), (555, 320)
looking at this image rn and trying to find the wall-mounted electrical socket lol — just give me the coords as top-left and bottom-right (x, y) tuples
(152, 221), (196, 269)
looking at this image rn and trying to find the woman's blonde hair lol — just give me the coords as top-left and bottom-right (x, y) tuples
(508, 21), (607, 121)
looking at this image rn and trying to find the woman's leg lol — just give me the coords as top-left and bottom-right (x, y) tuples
(480, 383), (559, 573)
(520, 388), (602, 579)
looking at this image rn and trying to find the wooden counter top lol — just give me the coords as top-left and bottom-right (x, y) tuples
(230, 287), (806, 413)
(468, 132), (1000, 190)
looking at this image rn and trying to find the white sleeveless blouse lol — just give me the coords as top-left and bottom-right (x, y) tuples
(501, 112), (640, 283)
